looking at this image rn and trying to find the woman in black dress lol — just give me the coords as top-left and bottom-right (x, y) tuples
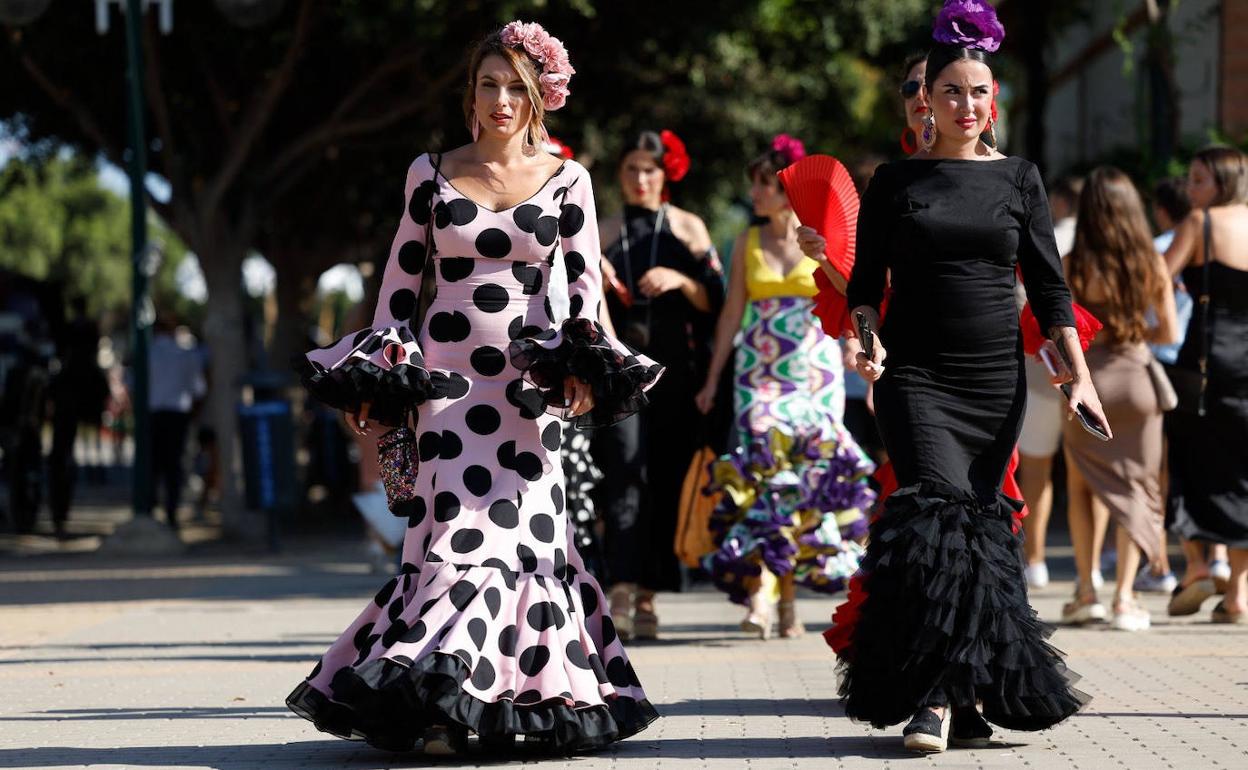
(597, 130), (724, 639)
(1163, 146), (1248, 623)
(833, 1), (1107, 753)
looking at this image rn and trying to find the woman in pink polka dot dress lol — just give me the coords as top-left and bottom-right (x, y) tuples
(286, 22), (662, 756)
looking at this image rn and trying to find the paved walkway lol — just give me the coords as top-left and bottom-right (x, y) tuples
(1, 540), (1245, 769)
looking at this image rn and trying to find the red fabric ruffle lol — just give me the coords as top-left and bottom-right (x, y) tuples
(1019, 302), (1103, 356)
(811, 270), (891, 340)
(825, 446), (1028, 658)
(812, 269), (852, 338)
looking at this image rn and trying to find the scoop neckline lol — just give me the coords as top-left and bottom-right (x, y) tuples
(436, 160), (568, 214)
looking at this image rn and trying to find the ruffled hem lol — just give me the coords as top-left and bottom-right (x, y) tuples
(835, 481), (1089, 731)
(296, 326), (434, 427)
(508, 317), (664, 429)
(287, 652), (659, 754)
(702, 428), (873, 604)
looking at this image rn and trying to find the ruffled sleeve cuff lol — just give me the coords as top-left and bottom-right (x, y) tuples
(296, 325), (433, 427)
(508, 317), (664, 429)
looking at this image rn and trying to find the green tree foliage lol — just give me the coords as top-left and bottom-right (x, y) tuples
(0, 152), (189, 320)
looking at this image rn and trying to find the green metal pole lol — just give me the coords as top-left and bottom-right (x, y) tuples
(124, 0), (151, 517)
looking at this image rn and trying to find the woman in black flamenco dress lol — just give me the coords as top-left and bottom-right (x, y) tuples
(833, 16), (1110, 753)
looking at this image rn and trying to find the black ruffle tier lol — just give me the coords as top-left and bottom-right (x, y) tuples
(836, 481), (1089, 731)
(286, 651), (659, 754)
(294, 327), (436, 428)
(508, 317), (663, 429)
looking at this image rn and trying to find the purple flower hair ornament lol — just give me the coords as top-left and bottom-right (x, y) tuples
(933, 0), (1005, 53)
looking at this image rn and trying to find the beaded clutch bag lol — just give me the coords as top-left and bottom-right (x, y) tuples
(377, 425), (419, 515)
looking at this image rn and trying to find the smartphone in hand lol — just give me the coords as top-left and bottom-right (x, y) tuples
(1038, 347), (1110, 442)
(855, 311), (875, 362)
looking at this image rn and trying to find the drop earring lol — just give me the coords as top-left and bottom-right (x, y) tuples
(521, 129), (537, 157)
(471, 111), (480, 142)
(920, 113), (937, 152)
(982, 118), (998, 149)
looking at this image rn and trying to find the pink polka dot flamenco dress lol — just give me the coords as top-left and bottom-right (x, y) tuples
(287, 153), (663, 753)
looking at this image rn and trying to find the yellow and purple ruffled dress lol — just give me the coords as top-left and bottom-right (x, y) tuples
(703, 227), (875, 604)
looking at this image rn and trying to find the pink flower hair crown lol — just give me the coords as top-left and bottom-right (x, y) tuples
(499, 21), (576, 111)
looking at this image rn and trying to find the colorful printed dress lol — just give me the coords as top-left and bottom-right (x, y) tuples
(703, 226), (875, 604)
(289, 153), (662, 752)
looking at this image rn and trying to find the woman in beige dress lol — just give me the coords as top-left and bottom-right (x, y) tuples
(1061, 167), (1178, 631)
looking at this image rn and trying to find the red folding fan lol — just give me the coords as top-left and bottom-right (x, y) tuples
(777, 154), (860, 282)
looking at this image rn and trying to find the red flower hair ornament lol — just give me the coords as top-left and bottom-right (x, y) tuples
(659, 130), (690, 182)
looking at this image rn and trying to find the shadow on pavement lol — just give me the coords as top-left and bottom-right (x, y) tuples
(0, 706), (291, 722)
(658, 697), (846, 718)
(0, 563), (380, 606)
(0, 735), (936, 767)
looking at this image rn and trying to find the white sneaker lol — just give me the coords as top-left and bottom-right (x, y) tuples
(1091, 569), (1104, 590)
(1134, 570), (1178, 594)
(1110, 600), (1151, 631)
(1211, 560), (1231, 593)
(1025, 562), (1050, 589)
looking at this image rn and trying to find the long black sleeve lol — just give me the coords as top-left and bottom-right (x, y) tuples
(847, 163), (891, 313)
(1016, 161), (1075, 333)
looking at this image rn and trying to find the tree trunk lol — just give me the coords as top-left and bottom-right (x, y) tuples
(1020, 1), (1051, 174)
(268, 248), (317, 374)
(1146, 0), (1179, 174)
(196, 227), (250, 538)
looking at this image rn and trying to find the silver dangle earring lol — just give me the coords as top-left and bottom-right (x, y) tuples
(471, 112), (480, 142)
(920, 113), (937, 151)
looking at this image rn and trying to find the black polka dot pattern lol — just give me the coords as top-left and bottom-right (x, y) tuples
(440, 256), (474, 282)
(298, 160), (659, 723)
(398, 240), (427, 275)
(473, 284), (509, 313)
(476, 228), (512, 258)
(428, 311), (470, 342)
(465, 405), (501, 435)
(463, 465), (492, 496)
(488, 499), (519, 529)
(470, 346), (506, 377)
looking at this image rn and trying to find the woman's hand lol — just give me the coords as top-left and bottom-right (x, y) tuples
(842, 335), (863, 372)
(1048, 327), (1113, 440)
(637, 266), (690, 298)
(1066, 376), (1113, 440)
(796, 226), (827, 264)
(851, 306), (887, 382)
(563, 376), (595, 418)
(347, 402), (376, 436)
(694, 379), (717, 415)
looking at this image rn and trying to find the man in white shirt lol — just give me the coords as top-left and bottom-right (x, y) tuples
(148, 313), (207, 530)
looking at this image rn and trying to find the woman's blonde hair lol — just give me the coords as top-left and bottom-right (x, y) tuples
(462, 30), (548, 149)
(1067, 166), (1167, 345)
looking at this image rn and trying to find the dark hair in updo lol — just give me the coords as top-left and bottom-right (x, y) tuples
(746, 149), (792, 187)
(901, 52), (927, 82)
(617, 131), (665, 169)
(924, 44), (992, 92)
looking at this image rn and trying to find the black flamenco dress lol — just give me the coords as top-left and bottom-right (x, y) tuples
(838, 157), (1089, 730)
(1168, 261), (1248, 548)
(598, 204), (724, 591)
